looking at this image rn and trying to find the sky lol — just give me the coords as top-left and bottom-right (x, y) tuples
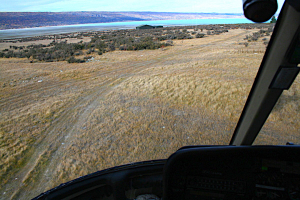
(0, 0), (285, 13)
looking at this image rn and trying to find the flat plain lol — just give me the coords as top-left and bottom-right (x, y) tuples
(0, 28), (299, 199)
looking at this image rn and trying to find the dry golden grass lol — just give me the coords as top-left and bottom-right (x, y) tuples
(0, 28), (299, 199)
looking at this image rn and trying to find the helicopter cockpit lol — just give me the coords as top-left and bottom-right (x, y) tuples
(33, 0), (300, 199)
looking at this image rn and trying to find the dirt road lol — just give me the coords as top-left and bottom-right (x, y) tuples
(1, 29), (259, 199)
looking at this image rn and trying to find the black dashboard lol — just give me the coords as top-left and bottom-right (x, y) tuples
(34, 145), (300, 200)
(163, 146), (300, 200)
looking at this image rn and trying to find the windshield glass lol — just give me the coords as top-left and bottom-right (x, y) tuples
(0, 0), (297, 199)
(254, 86), (300, 144)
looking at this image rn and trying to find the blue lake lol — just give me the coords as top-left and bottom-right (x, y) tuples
(0, 18), (253, 39)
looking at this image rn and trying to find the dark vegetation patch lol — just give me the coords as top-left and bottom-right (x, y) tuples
(238, 28), (273, 47)
(0, 23), (274, 63)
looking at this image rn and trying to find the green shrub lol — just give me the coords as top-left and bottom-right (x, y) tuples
(67, 56), (85, 63)
(196, 33), (205, 38)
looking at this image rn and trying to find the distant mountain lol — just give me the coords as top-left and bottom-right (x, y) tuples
(0, 11), (244, 30)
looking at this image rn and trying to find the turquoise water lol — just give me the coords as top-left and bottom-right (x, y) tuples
(0, 18), (252, 39)
(65, 18), (252, 27)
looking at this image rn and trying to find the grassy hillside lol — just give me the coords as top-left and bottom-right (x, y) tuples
(0, 27), (299, 199)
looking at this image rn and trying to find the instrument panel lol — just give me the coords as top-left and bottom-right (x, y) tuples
(163, 146), (300, 200)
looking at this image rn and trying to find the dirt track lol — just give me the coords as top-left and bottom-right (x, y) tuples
(1, 29), (269, 199)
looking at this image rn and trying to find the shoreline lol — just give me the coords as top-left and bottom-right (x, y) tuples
(0, 18), (252, 40)
(0, 11), (244, 30)
(0, 16), (245, 31)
